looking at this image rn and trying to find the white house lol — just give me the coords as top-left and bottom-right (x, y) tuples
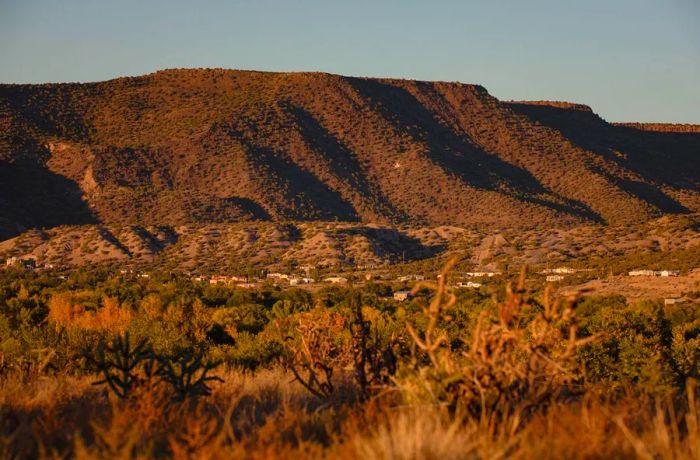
(546, 275), (565, 282)
(209, 275), (249, 285)
(289, 277), (315, 286)
(465, 271), (501, 278)
(397, 274), (426, 282)
(5, 257), (36, 269)
(457, 281), (482, 288)
(324, 276), (348, 284)
(629, 270), (656, 277)
(540, 267), (576, 275)
(237, 282), (258, 289)
(393, 290), (412, 301)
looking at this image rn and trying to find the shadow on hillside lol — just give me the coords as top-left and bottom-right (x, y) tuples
(343, 226), (445, 261)
(346, 78), (604, 223)
(286, 105), (409, 222)
(231, 135), (361, 221)
(611, 127), (700, 188)
(187, 195), (272, 222)
(508, 102), (699, 213)
(616, 178), (689, 214)
(226, 197), (271, 219)
(96, 227), (133, 257)
(128, 226), (180, 253)
(0, 84), (94, 143)
(0, 161), (97, 240)
(591, 170), (691, 215)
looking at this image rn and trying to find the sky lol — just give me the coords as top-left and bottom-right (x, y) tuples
(0, 0), (699, 123)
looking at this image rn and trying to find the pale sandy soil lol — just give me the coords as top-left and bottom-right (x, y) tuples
(560, 269), (700, 301)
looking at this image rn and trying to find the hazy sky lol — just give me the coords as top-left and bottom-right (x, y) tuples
(1, 0), (699, 122)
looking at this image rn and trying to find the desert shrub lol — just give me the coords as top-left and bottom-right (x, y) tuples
(278, 307), (352, 399)
(126, 298), (211, 356)
(267, 298), (313, 320)
(277, 288), (314, 310)
(127, 313), (194, 357)
(48, 293), (133, 332)
(275, 290), (401, 400)
(398, 260), (598, 419)
(361, 282), (393, 298)
(577, 297), (700, 393)
(350, 299), (398, 399)
(210, 303), (269, 336)
(209, 331), (283, 370)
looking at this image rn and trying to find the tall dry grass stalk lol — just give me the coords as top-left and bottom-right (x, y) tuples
(615, 379), (700, 460)
(352, 404), (517, 460)
(3, 366), (700, 459)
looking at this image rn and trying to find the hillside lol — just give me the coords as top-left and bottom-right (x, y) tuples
(2, 214), (699, 272)
(1, 68), (699, 240)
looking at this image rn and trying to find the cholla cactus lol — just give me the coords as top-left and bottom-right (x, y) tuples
(401, 260), (600, 419)
(156, 351), (223, 401)
(350, 294), (397, 399)
(86, 333), (222, 401)
(87, 333), (155, 399)
(279, 308), (350, 399)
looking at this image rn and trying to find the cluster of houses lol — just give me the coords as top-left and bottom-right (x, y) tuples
(187, 271), (355, 288)
(5, 256), (37, 269)
(205, 275), (255, 288)
(464, 270), (501, 278)
(393, 290), (412, 301)
(453, 269), (501, 289)
(323, 276), (348, 284)
(119, 269), (151, 279)
(268, 272), (352, 285)
(628, 270), (680, 277)
(5, 257), (29, 269)
(538, 267), (579, 283)
(4, 257), (56, 271)
(396, 274), (426, 282)
(393, 270), (502, 299)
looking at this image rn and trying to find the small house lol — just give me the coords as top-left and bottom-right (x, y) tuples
(457, 281), (482, 288)
(289, 277), (314, 286)
(465, 271), (501, 278)
(324, 276), (348, 284)
(546, 275), (565, 282)
(540, 267), (576, 275)
(5, 257), (36, 269)
(629, 270), (656, 277)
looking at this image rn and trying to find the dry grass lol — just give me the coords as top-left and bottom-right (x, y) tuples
(3, 366), (700, 458)
(5, 261), (700, 458)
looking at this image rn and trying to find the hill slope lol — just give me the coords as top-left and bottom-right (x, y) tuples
(1, 68), (699, 239)
(3, 215), (699, 272)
